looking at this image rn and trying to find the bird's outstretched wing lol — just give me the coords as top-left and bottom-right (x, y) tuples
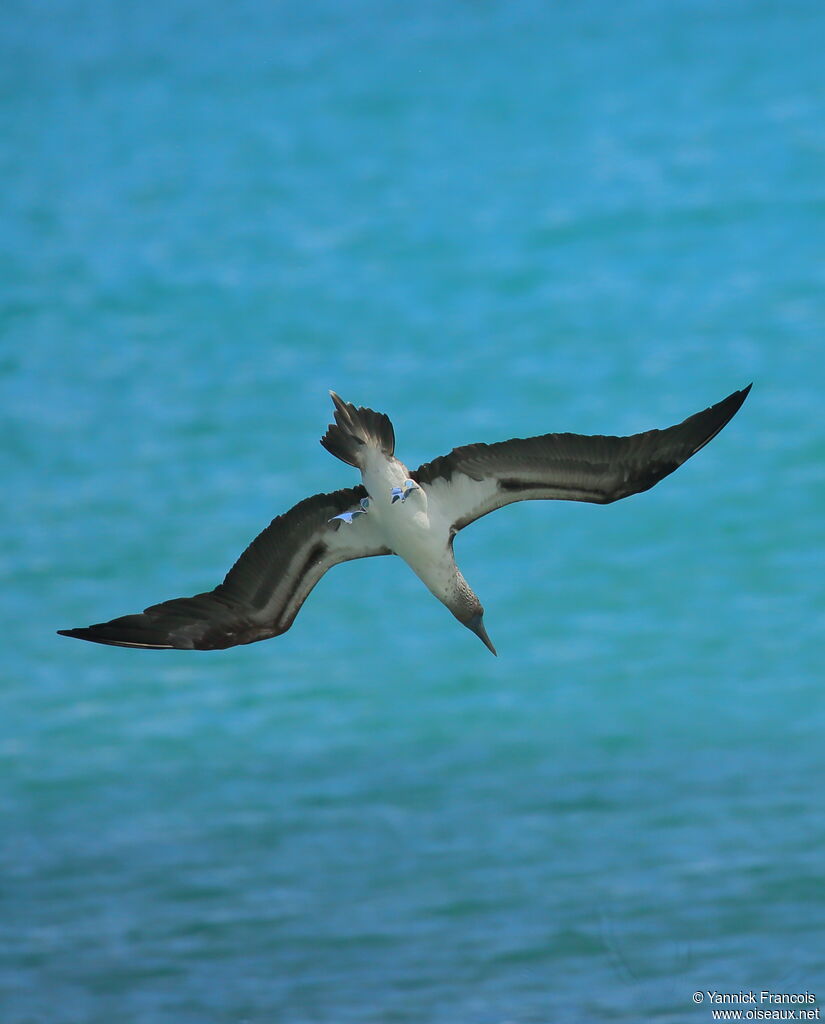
(58, 486), (391, 649)
(411, 386), (751, 534)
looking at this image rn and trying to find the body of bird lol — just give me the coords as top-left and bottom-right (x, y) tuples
(59, 385), (751, 654)
(356, 445), (492, 647)
(361, 452), (444, 590)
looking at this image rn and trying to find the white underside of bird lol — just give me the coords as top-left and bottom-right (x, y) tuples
(353, 446), (498, 645)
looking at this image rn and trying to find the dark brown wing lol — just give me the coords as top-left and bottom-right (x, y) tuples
(58, 486), (391, 650)
(411, 386), (751, 532)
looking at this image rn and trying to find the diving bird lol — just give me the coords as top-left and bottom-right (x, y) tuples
(58, 385), (751, 655)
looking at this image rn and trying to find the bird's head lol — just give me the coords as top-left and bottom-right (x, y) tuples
(451, 579), (497, 656)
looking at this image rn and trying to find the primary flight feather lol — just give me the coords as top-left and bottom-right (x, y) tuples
(58, 385), (751, 654)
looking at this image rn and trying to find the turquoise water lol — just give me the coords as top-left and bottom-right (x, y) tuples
(2, 1), (824, 1021)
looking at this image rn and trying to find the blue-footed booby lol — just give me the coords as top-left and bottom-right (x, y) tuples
(58, 385), (751, 654)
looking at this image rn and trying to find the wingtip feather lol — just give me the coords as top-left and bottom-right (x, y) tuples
(57, 624), (176, 649)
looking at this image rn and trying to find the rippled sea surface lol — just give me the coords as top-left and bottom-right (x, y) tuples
(2, 1), (824, 1021)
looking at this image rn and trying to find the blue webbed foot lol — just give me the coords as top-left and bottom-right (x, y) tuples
(329, 497), (370, 524)
(391, 480), (418, 504)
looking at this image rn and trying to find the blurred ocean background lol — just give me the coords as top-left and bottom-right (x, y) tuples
(2, 0), (824, 1021)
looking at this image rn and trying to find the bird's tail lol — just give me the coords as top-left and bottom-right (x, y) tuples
(320, 391), (396, 468)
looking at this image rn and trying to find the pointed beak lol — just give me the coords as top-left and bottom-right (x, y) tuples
(468, 613), (497, 656)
